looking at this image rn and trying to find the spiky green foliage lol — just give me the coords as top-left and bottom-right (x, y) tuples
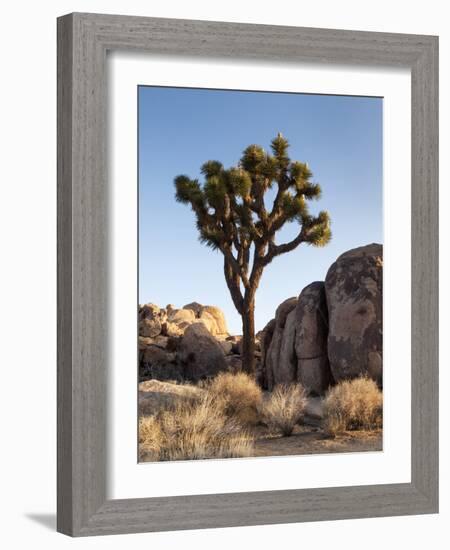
(174, 134), (332, 374)
(174, 134), (331, 264)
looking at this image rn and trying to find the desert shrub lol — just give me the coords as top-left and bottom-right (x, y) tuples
(323, 377), (383, 436)
(262, 384), (307, 436)
(206, 371), (263, 426)
(138, 394), (254, 461)
(139, 415), (163, 459)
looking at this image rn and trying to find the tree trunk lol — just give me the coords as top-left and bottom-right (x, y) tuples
(241, 302), (256, 376)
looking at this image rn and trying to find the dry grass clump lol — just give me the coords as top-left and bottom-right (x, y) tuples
(206, 371), (263, 426)
(323, 377), (383, 436)
(262, 384), (307, 436)
(139, 415), (163, 458)
(139, 393), (254, 462)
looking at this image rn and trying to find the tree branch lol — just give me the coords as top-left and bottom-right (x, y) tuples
(221, 244), (250, 289)
(245, 242), (266, 304)
(251, 180), (269, 227)
(262, 228), (305, 266)
(268, 169), (290, 224)
(224, 258), (244, 314)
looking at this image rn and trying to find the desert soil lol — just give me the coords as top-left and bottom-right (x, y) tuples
(252, 425), (382, 457)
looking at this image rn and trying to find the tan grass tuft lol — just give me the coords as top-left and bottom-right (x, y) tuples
(139, 415), (163, 459)
(139, 393), (254, 462)
(323, 376), (383, 436)
(206, 371), (263, 426)
(262, 384), (307, 436)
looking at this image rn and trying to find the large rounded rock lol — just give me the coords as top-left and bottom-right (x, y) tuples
(179, 322), (228, 381)
(200, 305), (228, 335)
(275, 297), (298, 328)
(167, 308), (196, 324)
(325, 243), (383, 384)
(139, 318), (162, 338)
(177, 303), (228, 336)
(139, 303), (167, 338)
(265, 297), (297, 390)
(295, 282), (333, 395)
(199, 310), (221, 335)
(139, 303), (162, 321)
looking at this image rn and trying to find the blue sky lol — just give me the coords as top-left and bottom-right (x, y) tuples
(139, 86), (382, 334)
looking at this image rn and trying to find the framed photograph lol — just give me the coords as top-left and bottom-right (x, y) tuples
(57, 13), (438, 536)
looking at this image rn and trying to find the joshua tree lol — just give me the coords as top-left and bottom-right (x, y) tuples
(174, 134), (331, 375)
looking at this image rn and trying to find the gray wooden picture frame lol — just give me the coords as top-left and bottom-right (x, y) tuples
(57, 12), (439, 537)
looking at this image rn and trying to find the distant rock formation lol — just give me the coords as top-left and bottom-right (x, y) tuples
(138, 302), (250, 382)
(184, 303), (228, 336)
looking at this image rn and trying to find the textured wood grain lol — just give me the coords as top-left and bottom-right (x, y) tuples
(57, 14), (74, 535)
(57, 12), (439, 537)
(410, 36), (439, 506)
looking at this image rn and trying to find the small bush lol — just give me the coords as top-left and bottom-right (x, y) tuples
(206, 371), (263, 426)
(139, 394), (255, 462)
(262, 384), (307, 436)
(323, 377), (383, 436)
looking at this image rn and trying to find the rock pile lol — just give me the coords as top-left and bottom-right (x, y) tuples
(260, 243), (383, 394)
(138, 302), (260, 382)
